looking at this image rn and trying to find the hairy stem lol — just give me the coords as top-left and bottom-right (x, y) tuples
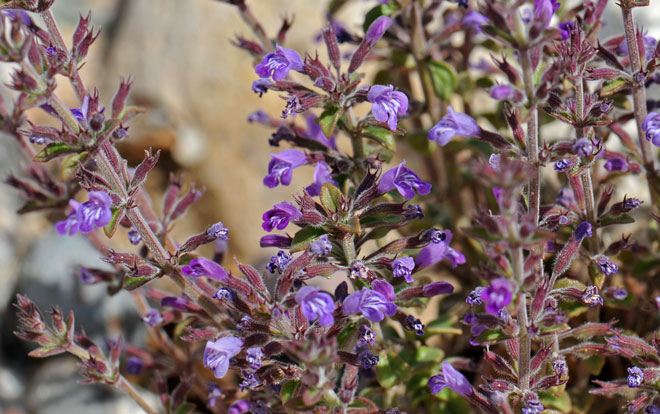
(512, 246), (530, 392)
(117, 376), (159, 414)
(520, 48), (540, 226)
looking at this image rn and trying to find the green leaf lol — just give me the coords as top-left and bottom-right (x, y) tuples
(600, 77), (629, 97)
(554, 278), (587, 291)
(376, 352), (411, 388)
(425, 316), (463, 335)
(414, 346), (445, 364)
(103, 207), (124, 238)
(583, 355), (606, 376)
(124, 276), (154, 290)
(33, 142), (80, 162)
(600, 214), (634, 227)
(362, 125), (395, 151)
(319, 107), (341, 138)
(290, 226), (327, 252)
(475, 328), (512, 344)
(428, 60), (457, 100)
(633, 257), (660, 277)
(363, 4), (397, 32)
(320, 182), (343, 213)
(60, 151), (87, 181)
(539, 390), (572, 413)
(174, 403), (196, 414)
(280, 380), (299, 404)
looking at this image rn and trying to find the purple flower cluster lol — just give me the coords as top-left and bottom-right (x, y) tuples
(263, 149), (307, 188)
(428, 361), (472, 396)
(367, 84), (408, 131)
(55, 191), (112, 236)
(262, 202), (301, 232)
(379, 161), (431, 199)
(255, 46), (304, 81)
(428, 106), (480, 146)
(204, 336), (243, 378)
(343, 280), (397, 322)
(296, 286), (336, 326)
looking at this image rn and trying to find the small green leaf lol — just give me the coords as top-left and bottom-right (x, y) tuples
(280, 380), (299, 404)
(600, 214), (634, 227)
(319, 107), (341, 138)
(290, 226), (327, 252)
(414, 346), (445, 364)
(475, 328), (512, 344)
(60, 151), (87, 181)
(362, 125), (395, 151)
(320, 182), (343, 213)
(539, 390), (572, 413)
(583, 355), (606, 376)
(428, 60), (457, 100)
(174, 402), (196, 414)
(426, 316), (463, 335)
(104, 207), (124, 238)
(376, 352), (411, 388)
(33, 142), (80, 162)
(600, 77), (629, 97)
(554, 278), (587, 291)
(633, 257), (660, 277)
(124, 276), (153, 290)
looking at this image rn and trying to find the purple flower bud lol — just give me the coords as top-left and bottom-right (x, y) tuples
(554, 158), (577, 172)
(552, 357), (568, 377)
(281, 95), (303, 119)
(141, 309), (162, 327)
(239, 370), (260, 391)
(182, 257), (229, 282)
(646, 406), (660, 414)
(55, 191), (113, 236)
(128, 227), (141, 245)
(263, 149), (307, 188)
(522, 401), (545, 414)
(206, 383), (224, 409)
(260, 234), (292, 249)
(612, 288), (627, 300)
(492, 187), (503, 204)
(124, 356), (144, 375)
(428, 106), (480, 146)
(304, 114), (336, 149)
(575, 222), (592, 239)
(357, 325), (376, 347)
(428, 361), (472, 396)
(489, 84), (515, 100)
(573, 138), (595, 157)
(349, 261), (369, 279)
(306, 162), (338, 196)
(481, 278), (513, 315)
(596, 256), (618, 276)
(267, 250), (291, 274)
(558, 21), (575, 40)
(392, 256), (415, 283)
(462, 11), (489, 32)
(246, 347), (264, 370)
(379, 160), (431, 199)
(604, 157), (629, 172)
(627, 366), (643, 388)
(296, 286), (336, 327)
(228, 400), (250, 414)
(466, 287), (484, 306)
(247, 109), (270, 124)
(255, 45), (304, 81)
(262, 202), (301, 232)
(29, 136), (50, 145)
(357, 349), (379, 369)
(643, 112), (660, 146)
(489, 153), (501, 170)
(207, 222), (229, 240)
(112, 127), (128, 140)
(342, 281), (397, 323)
(556, 188), (574, 208)
(310, 234), (332, 256)
(423, 281), (454, 297)
(404, 204), (424, 220)
(79, 267), (97, 284)
(416, 230), (466, 269)
(365, 16), (392, 45)
(624, 197), (643, 210)
(367, 84), (408, 131)
(204, 336), (243, 379)
(251, 78), (272, 97)
(533, 0), (559, 30)
(582, 286), (603, 307)
(404, 315), (425, 336)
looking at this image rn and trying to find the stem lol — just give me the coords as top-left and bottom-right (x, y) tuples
(117, 376), (159, 414)
(620, 6), (660, 209)
(520, 49), (540, 226)
(342, 233), (356, 264)
(512, 246), (530, 392)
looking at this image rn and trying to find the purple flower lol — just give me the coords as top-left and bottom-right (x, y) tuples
(489, 84), (516, 101)
(379, 160), (431, 199)
(404, 204), (424, 220)
(246, 347), (264, 370)
(228, 400), (250, 414)
(604, 157), (629, 172)
(367, 84), (408, 131)
(415, 229), (466, 269)
(304, 114), (336, 149)
(30, 135), (50, 145)
(267, 250), (291, 274)
(55, 191), (113, 236)
(141, 309), (162, 327)
(423, 282), (454, 297)
(558, 21), (575, 40)
(488, 153), (501, 170)
(262, 202), (301, 232)
(646, 406), (660, 414)
(556, 188), (574, 208)
(239, 370), (260, 390)
(466, 286), (484, 306)
(357, 349), (379, 369)
(79, 267), (97, 284)
(522, 400), (545, 414)
(306, 162), (338, 196)
(342, 280), (397, 322)
(619, 34), (657, 62)
(624, 197), (643, 210)
(203, 336), (243, 379)
(643, 112), (660, 146)
(213, 288), (231, 300)
(613, 288), (627, 300)
(481, 278), (513, 315)
(255, 45), (304, 81)
(206, 384), (224, 409)
(207, 222), (229, 240)
(596, 256), (618, 276)
(365, 16), (392, 45)
(161, 296), (191, 311)
(259, 234), (292, 248)
(428, 361), (472, 396)
(627, 366), (643, 388)
(582, 286), (603, 307)
(428, 106), (480, 146)
(182, 257), (229, 282)
(357, 325), (376, 347)
(296, 286), (336, 327)
(310, 234), (332, 256)
(251, 79), (272, 97)
(533, 0), (560, 30)
(247, 109), (270, 124)
(127, 227), (141, 245)
(462, 11), (489, 32)
(573, 138), (594, 157)
(263, 149), (307, 188)
(124, 356), (143, 375)
(575, 221), (592, 239)
(552, 357), (568, 377)
(554, 158), (577, 172)
(392, 256), (415, 283)
(404, 315), (425, 336)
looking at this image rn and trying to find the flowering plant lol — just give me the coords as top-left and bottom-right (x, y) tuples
(7, 0), (660, 413)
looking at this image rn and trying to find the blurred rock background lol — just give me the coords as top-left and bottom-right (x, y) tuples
(1, 0), (659, 412)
